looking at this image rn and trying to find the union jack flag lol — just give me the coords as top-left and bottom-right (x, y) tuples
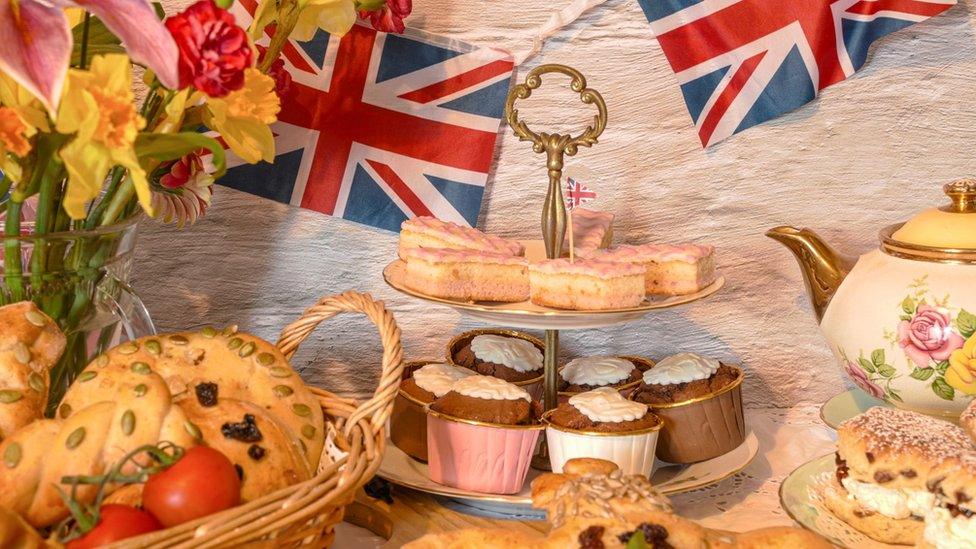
(638, 0), (956, 147)
(565, 177), (596, 210)
(221, 3), (514, 232)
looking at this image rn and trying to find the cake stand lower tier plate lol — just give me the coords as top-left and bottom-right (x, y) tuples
(377, 432), (758, 519)
(382, 258), (725, 331)
(780, 453), (900, 548)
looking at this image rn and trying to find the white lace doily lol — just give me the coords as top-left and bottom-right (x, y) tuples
(669, 405), (836, 531)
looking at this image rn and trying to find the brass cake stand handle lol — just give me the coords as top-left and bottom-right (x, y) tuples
(504, 65), (608, 470)
(504, 64), (608, 259)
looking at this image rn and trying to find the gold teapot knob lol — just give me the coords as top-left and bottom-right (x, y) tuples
(943, 178), (976, 213)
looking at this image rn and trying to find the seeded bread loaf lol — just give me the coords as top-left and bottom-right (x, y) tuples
(0, 372), (195, 526)
(60, 328), (326, 470)
(0, 302), (66, 438)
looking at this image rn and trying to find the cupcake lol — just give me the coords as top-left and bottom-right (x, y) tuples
(557, 356), (652, 401)
(447, 329), (545, 398)
(543, 387), (662, 476)
(391, 361), (474, 461)
(630, 353), (745, 463)
(426, 375), (544, 494)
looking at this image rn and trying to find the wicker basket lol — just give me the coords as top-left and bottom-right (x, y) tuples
(104, 291), (404, 548)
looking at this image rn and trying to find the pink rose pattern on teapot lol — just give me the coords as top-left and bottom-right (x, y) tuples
(845, 275), (976, 402)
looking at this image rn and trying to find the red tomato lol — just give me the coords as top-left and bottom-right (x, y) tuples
(66, 504), (162, 549)
(142, 446), (241, 527)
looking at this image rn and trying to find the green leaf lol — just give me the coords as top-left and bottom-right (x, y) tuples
(70, 17), (124, 66)
(909, 367), (935, 381)
(935, 360), (950, 375)
(626, 531), (648, 549)
(214, 0), (234, 7)
(932, 378), (955, 401)
(899, 314), (912, 321)
(135, 133), (227, 179)
(858, 357), (876, 374)
(957, 309), (976, 339)
(877, 364), (897, 378)
(901, 296), (916, 315)
(888, 390), (904, 403)
(871, 349), (886, 368)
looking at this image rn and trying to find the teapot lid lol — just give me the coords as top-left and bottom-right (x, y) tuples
(884, 179), (976, 259)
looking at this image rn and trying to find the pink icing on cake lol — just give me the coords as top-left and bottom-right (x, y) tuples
(597, 243), (713, 263)
(401, 217), (524, 256)
(564, 209), (614, 251)
(403, 247), (529, 266)
(529, 258), (645, 279)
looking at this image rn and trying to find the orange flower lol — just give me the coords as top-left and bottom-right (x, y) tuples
(0, 107), (32, 157)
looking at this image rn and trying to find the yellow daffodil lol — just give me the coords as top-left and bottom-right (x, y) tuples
(55, 54), (149, 219)
(203, 69), (280, 164)
(250, 0), (356, 41)
(0, 72), (49, 182)
(947, 334), (976, 395)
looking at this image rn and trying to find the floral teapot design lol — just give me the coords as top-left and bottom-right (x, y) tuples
(768, 180), (976, 418)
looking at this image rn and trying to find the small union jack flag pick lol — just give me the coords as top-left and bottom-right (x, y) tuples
(565, 177), (597, 211)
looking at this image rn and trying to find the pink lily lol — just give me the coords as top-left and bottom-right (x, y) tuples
(0, 0), (179, 113)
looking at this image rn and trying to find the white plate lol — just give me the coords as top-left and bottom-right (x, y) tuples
(377, 431), (759, 516)
(780, 453), (901, 549)
(383, 240), (725, 330)
(820, 389), (889, 430)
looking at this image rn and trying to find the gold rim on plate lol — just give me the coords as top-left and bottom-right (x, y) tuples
(629, 364), (745, 409)
(541, 409), (663, 437)
(383, 259), (726, 317)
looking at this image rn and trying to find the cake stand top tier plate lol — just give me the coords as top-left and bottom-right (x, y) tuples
(383, 240), (724, 330)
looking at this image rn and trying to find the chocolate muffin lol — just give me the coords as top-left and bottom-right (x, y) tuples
(558, 356), (642, 393)
(547, 387), (658, 433)
(400, 362), (473, 404)
(632, 353), (740, 405)
(429, 375), (537, 425)
(453, 334), (543, 382)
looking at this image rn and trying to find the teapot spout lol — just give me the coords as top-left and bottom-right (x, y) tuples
(766, 226), (856, 322)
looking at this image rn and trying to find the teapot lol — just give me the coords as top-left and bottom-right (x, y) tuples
(768, 179), (976, 418)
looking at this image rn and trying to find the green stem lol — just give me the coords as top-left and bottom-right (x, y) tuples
(99, 177), (135, 227)
(78, 14), (92, 70)
(259, 6), (300, 72)
(83, 167), (125, 230)
(3, 199), (23, 303)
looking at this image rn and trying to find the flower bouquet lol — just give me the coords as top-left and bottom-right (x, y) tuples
(0, 0), (410, 409)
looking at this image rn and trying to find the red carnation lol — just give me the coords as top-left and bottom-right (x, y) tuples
(165, 0), (253, 98)
(158, 152), (206, 189)
(360, 0), (412, 34)
(257, 48), (292, 101)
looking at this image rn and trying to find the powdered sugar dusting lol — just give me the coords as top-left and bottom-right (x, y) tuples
(840, 407), (974, 460)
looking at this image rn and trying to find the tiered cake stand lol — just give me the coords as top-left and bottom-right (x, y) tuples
(377, 65), (757, 517)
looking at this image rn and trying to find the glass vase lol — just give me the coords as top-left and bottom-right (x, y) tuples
(0, 213), (155, 413)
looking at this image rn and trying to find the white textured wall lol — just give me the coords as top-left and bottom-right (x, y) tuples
(139, 0), (976, 407)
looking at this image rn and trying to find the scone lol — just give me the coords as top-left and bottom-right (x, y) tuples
(391, 361), (474, 461)
(558, 356), (644, 394)
(595, 243), (716, 296)
(562, 208), (614, 258)
(961, 398), (976, 441)
(398, 216), (524, 258)
(544, 388), (661, 475)
(426, 376), (543, 494)
(824, 406), (975, 544)
(529, 258), (645, 310)
(919, 451), (976, 549)
(402, 247), (529, 303)
(630, 353), (745, 463)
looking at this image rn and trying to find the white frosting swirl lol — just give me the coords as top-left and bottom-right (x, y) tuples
(452, 375), (531, 402)
(642, 353), (719, 385)
(412, 362), (474, 398)
(568, 387), (648, 423)
(469, 334), (543, 373)
(560, 357), (635, 387)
